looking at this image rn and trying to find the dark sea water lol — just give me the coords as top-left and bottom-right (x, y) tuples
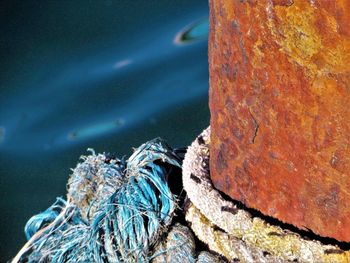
(0, 1), (209, 260)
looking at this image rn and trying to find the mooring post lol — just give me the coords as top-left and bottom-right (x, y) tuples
(209, 0), (350, 241)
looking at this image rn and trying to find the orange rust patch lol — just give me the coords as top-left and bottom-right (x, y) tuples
(209, 0), (350, 241)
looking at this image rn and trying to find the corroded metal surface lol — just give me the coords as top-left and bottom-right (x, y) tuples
(209, 0), (350, 241)
(183, 127), (350, 262)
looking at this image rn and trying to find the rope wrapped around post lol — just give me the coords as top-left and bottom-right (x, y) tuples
(182, 127), (350, 263)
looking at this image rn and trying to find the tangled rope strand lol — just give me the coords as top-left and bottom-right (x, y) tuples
(14, 138), (182, 263)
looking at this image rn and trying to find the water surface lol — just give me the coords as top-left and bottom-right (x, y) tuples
(0, 1), (209, 260)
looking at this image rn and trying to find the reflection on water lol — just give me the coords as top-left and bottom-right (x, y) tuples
(113, 59), (132, 69)
(68, 118), (126, 141)
(0, 127), (5, 143)
(174, 18), (209, 44)
(0, 1), (209, 260)
(0, 20), (209, 153)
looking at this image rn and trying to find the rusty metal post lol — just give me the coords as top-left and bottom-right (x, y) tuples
(209, 0), (350, 241)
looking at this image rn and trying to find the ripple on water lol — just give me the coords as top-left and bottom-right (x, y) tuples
(174, 18), (209, 45)
(68, 118), (125, 141)
(113, 59), (132, 69)
(0, 127), (5, 143)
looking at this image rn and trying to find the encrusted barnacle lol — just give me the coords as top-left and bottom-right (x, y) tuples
(197, 135), (205, 145)
(221, 206), (238, 215)
(196, 251), (222, 263)
(151, 223), (196, 263)
(14, 138), (182, 263)
(67, 148), (125, 221)
(190, 173), (202, 184)
(324, 249), (344, 255)
(182, 127), (350, 263)
(151, 223), (222, 263)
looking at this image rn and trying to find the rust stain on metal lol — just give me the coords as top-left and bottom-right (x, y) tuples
(209, 0), (350, 241)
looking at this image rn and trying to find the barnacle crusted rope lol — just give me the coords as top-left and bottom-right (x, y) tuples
(182, 127), (350, 263)
(14, 138), (182, 262)
(151, 223), (221, 263)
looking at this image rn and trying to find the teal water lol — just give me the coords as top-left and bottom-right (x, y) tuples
(0, 1), (209, 260)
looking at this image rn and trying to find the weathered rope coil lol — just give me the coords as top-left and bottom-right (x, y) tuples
(13, 138), (220, 263)
(15, 127), (349, 263)
(182, 127), (350, 263)
(15, 139), (182, 262)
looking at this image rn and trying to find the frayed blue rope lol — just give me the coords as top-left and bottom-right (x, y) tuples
(24, 197), (66, 240)
(19, 138), (182, 263)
